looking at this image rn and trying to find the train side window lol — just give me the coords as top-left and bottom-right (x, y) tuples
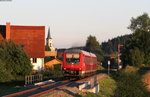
(85, 57), (90, 64)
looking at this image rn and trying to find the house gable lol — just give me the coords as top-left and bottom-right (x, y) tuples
(0, 23), (45, 58)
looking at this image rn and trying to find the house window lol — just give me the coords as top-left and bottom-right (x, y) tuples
(32, 58), (37, 63)
(20, 44), (24, 48)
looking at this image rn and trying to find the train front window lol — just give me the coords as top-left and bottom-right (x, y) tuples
(66, 53), (80, 65)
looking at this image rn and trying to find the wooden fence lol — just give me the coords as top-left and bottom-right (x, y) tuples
(25, 74), (43, 86)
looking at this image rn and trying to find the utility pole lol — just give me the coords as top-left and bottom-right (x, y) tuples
(117, 44), (124, 70)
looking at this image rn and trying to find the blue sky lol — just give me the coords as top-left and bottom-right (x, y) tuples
(0, 0), (150, 48)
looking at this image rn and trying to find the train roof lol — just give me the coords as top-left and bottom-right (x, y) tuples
(65, 49), (96, 57)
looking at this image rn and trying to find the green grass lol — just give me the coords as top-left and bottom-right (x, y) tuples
(98, 65), (105, 70)
(76, 75), (117, 97)
(98, 76), (117, 97)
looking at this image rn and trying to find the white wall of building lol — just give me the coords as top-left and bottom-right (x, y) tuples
(30, 58), (44, 71)
(48, 39), (56, 51)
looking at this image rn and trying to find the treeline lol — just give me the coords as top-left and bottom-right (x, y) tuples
(101, 34), (131, 55)
(58, 34), (131, 60)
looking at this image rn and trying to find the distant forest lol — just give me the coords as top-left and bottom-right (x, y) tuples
(58, 34), (132, 56)
(101, 34), (131, 55)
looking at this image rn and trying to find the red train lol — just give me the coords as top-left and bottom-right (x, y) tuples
(62, 49), (98, 78)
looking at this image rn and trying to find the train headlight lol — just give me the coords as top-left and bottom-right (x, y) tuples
(64, 68), (66, 70)
(79, 68), (82, 70)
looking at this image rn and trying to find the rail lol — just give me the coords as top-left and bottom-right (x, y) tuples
(4, 73), (104, 97)
(4, 80), (70, 97)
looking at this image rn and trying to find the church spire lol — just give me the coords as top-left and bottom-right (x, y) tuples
(47, 27), (52, 39)
(46, 26), (56, 52)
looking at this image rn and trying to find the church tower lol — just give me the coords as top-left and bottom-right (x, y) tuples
(46, 27), (56, 51)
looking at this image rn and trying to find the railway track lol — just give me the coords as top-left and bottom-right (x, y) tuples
(4, 80), (72, 97)
(4, 73), (104, 97)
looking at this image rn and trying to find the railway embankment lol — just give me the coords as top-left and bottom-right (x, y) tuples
(44, 66), (150, 97)
(40, 73), (112, 97)
(2, 66), (150, 97)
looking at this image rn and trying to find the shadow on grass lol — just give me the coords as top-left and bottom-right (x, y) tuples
(0, 80), (25, 96)
(138, 66), (150, 75)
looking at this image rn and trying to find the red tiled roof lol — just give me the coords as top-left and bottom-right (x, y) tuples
(10, 25), (45, 58)
(0, 24), (45, 58)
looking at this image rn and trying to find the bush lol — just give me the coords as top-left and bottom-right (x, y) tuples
(42, 69), (63, 80)
(113, 66), (149, 97)
(0, 59), (13, 82)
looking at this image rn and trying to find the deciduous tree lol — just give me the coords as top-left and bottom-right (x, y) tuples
(0, 40), (32, 82)
(84, 35), (103, 61)
(128, 13), (150, 31)
(122, 13), (150, 66)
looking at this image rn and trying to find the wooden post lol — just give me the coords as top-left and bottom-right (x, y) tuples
(108, 60), (110, 75)
(28, 76), (29, 85)
(25, 76), (27, 85)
